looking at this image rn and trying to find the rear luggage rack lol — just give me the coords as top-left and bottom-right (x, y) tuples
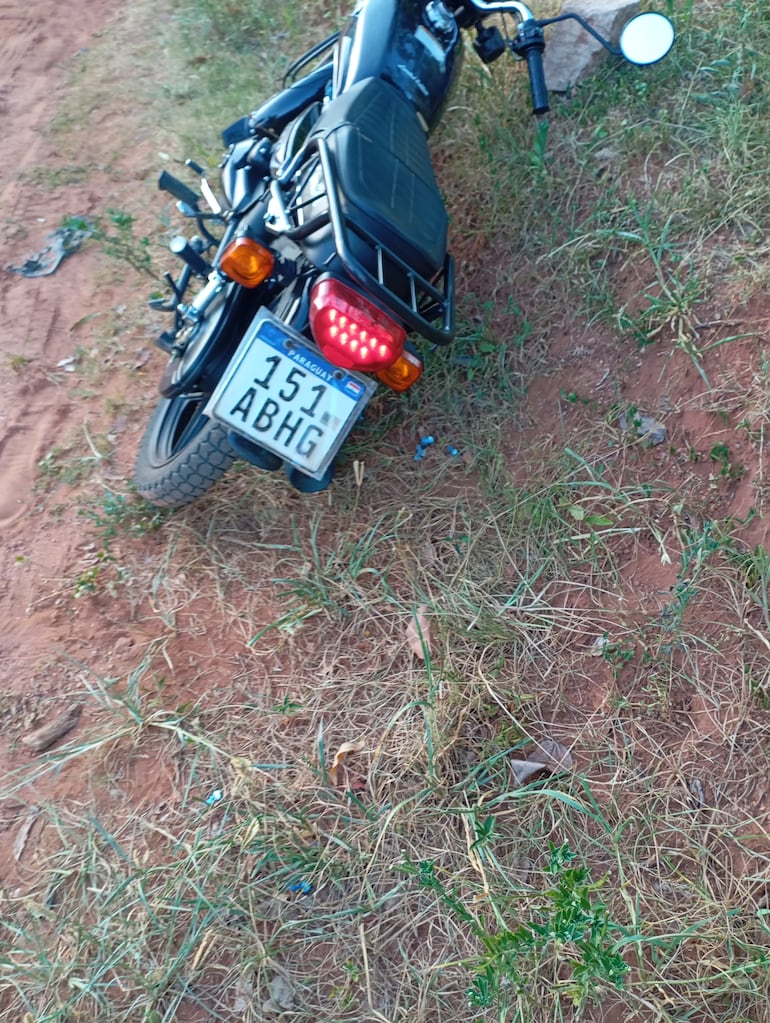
(285, 137), (455, 346)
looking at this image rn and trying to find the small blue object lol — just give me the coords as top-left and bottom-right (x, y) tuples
(288, 879), (312, 894)
(205, 789), (223, 806)
(414, 435), (435, 461)
(446, 445), (459, 456)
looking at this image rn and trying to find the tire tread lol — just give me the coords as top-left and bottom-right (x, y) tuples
(134, 408), (236, 508)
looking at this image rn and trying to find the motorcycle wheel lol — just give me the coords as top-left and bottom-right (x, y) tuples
(133, 390), (236, 508)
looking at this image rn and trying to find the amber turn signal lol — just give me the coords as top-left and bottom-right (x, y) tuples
(219, 237), (274, 287)
(375, 349), (423, 392)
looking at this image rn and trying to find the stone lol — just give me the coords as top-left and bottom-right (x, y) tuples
(113, 635), (135, 656)
(543, 0), (640, 93)
(619, 411), (667, 446)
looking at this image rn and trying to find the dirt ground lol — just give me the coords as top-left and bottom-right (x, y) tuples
(1, 1), (114, 639)
(0, 0), (169, 863)
(0, 0), (304, 889)
(3, 0), (770, 806)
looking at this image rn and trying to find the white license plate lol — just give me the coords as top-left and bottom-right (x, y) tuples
(206, 310), (377, 479)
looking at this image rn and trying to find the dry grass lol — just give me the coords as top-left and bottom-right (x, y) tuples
(7, 459), (770, 1021)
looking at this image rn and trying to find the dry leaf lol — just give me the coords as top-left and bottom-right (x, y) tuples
(510, 760), (546, 786)
(232, 974), (256, 1015)
(418, 541), (438, 568)
(266, 974), (295, 1011)
(510, 737), (575, 786)
(532, 738), (574, 772)
(328, 740), (365, 785)
(132, 347), (152, 370)
(21, 703), (82, 752)
(406, 605), (433, 660)
(13, 807), (40, 862)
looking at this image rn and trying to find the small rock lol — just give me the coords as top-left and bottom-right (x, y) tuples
(113, 636), (134, 656)
(619, 411), (667, 446)
(544, 0), (640, 92)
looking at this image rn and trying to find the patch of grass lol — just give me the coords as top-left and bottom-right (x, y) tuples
(432, 0), (770, 370)
(36, 445), (105, 490)
(6, 353), (32, 373)
(26, 164), (90, 188)
(79, 490), (168, 543)
(72, 548), (129, 599)
(5, 595), (770, 1022)
(164, 0), (341, 156)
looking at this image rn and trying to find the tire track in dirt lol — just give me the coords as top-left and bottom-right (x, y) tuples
(0, 0), (125, 687)
(0, 4), (112, 214)
(0, 0), (122, 531)
(0, 288), (74, 527)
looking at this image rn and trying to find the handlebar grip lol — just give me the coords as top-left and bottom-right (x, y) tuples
(525, 43), (549, 116)
(158, 170), (200, 209)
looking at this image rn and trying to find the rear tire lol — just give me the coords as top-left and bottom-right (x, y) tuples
(133, 391), (236, 508)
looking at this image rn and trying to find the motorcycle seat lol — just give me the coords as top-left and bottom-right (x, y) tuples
(307, 76), (448, 276)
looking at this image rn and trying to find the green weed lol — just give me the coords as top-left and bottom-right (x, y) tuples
(475, 843), (628, 1011)
(708, 441), (744, 481)
(79, 491), (168, 543)
(401, 840), (629, 1015)
(95, 208), (157, 278)
(73, 549), (123, 598)
(7, 353), (31, 372)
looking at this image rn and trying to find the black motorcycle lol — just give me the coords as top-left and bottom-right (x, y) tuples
(134, 0), (674, 507)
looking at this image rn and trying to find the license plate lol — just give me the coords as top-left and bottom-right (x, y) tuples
(206, 310), (377, 479)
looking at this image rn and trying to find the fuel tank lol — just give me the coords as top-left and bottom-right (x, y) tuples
(333, 0), (462, 131)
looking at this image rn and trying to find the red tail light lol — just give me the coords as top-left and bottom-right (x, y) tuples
(309, 278), (406, 371)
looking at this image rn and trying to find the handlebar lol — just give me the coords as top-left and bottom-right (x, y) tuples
(467, 0), (549, 115)
(465, 2), (674, 116)
(514, 21), (549, 115)
(468, 0), (535, 19)
(524, 42), (548, 115)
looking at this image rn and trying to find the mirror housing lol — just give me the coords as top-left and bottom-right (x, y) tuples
(619, 12), (675, 66)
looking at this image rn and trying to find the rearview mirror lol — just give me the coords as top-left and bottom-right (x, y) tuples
(619, 12), (675, 66)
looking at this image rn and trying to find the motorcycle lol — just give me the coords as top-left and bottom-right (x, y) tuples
(133, 0), (675, 507)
